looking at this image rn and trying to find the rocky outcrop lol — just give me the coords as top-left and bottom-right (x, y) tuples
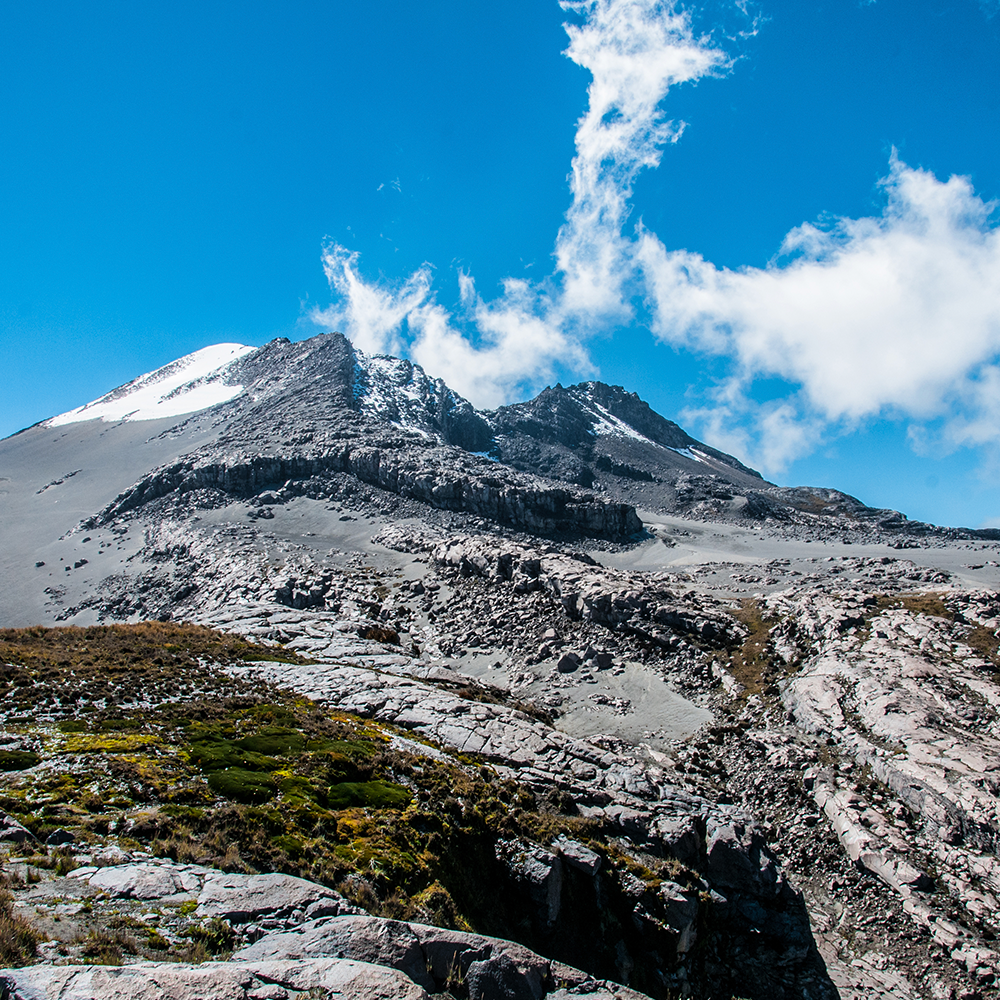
(749, 585), (1000, 988)
(0, 959), (430, 1000)
(89, 445), (641, 542)
(1, 857), (651, 1000)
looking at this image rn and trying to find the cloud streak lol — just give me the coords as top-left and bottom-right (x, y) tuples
(311, 0), (728, 404)
(313, 0), (1000, 475)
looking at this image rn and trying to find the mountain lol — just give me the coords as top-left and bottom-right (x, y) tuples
(2, 332), (1000, 1000)
(25, 331), (969, 539)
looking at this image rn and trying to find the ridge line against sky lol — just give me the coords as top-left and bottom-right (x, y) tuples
(2, 0), (998, 527)
(311, 0), (1000, 507)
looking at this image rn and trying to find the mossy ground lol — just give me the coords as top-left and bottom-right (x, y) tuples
(0, 622), (695, 976)
(723, 600), (783, 696)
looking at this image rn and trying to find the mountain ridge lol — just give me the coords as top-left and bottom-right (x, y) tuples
(24, 331), (997, 541)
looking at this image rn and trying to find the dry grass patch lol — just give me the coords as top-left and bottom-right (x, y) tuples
(0, 876), (40, 967)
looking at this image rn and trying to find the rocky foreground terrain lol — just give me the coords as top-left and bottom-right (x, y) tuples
(2, 332), (1000, 999)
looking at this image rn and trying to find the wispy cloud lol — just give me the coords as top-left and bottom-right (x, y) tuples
(311, 0), (729, 405)
(312, 244), (430, 357)
(312, 0), (1000, 476)
(555, 0), (728, 323)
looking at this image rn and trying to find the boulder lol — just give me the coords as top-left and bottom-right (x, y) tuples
(88, 862), (202, 900)
(705, 822), (779, 897)
(0, 814), (36, 844)
(650, 816), (702, 867)
(496, 840), (564, 928)
(236, 915), (558, 1000)
(234, 915), (434, 991)
(197, 870), (357, 922)
(553, 836), (602, 876)
(557, 652), (580, 674)
(0, 959), (428, 1000)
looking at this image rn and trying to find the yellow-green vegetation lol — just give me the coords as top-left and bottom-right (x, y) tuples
(0, 624), (619, 937)
(724, 599), (781, 696)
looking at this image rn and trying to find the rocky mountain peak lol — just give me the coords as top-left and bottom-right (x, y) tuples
(349, 348), (493, 452)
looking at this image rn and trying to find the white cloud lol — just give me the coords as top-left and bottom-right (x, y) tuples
(311, 0), (728, 406)
(637, 155), (1000, 470)
(311, 244), (432, 357)
(409, 277), (590, 407)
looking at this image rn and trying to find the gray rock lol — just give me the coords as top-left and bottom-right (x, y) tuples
(197, 870), (356, 922)
(234, 915), (434, 991)
(0, 814), (36, 844)
(305, 895), (347, 919)
(412, 923), (549, 998)
(659, 882), (699, 953)
(466, 950), (535, 1000)
(705, 823), (780, 897)
(87, 862), (203, 900)
(553, 836), (602, 876)
(0, 958), (428, 999)
(496, 840), (564, 928)
(557, 652), (580, 674)
(650, 816), (702, 866)
(235, 915), (563, 1000)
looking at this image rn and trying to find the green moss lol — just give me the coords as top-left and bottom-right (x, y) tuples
(98, 718), (145, 731)
(237, 726), (306, 756)
(327, 738), (377, 758)
(276, 775), (320, 806)
(206, 768), (277, 804)
(327, 780), (412, 810)
(186, 737), (278, 773)
(0, 750), (40, 771)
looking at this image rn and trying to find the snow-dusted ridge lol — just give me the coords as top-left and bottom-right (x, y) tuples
(45, 344), (255, 427)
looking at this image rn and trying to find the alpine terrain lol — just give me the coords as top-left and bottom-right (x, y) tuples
(1, 331), (999, 1000)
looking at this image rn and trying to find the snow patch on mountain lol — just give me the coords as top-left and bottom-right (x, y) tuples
(352, 349), (484, 445)
(582, 403), (650, 443)
(46, 344), (255, 427)
(354, 353), (439, 430)
(669, 446), (706, 464)
(568, 388), (658, 446)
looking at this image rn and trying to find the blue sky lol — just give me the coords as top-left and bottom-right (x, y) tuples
(1, 0), (998, 527)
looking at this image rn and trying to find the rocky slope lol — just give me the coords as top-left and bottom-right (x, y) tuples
(2, 331), (1000, 998)
(0, 623), (822, 999)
